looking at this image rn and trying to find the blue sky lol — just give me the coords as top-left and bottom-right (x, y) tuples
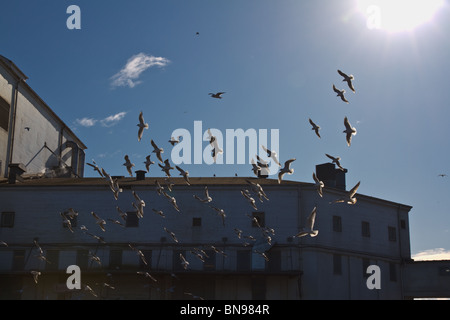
(1, 0), (450, 259)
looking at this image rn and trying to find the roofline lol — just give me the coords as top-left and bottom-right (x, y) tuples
(0, 55), (87, 150)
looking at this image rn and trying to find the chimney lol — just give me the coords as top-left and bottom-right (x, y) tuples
(8, 163), (27, 184)
(135, 170), (147, 181)
(316, 163), (347, 190)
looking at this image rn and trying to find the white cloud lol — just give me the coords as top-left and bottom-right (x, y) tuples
(412, 248), (450, 261)
(110, 53), (170, 88)
(76, 117), (97, 127)
(100, 112), (127, 127)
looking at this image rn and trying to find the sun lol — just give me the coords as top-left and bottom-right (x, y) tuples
(356, 0), (445, 33)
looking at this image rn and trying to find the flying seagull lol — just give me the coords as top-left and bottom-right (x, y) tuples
(180, 253), (189, 270)
(438, 174), (448, 178)
(137, 271), (158, 282)
(169, 136), (181, 146)
(31, 271), (41, 284)
(325, 153), (345, 171)
(294, 206), (319, 238)
(312, 172), (324, 198)
(240, 189), (258, 211)
(144, 155), (155, 172)
(86, 160), (104, 177)
(137, 111), (149, 142)
(159, 159), (174, 178)
(151, 139), (164, 163)
(250, 158), (261, 177)
(333, 84), (349, 103)
(278, 158), (296, 184)
(91, 211), (107, 232)
(343, 116), (357, 147)
(207, 128), (223, 163)
(330, 181), (361, 205)
(193, 186), (212, 203)
(262, 145), (281, 167)
(210, 205), (227, 226)
(123, 155), (135, 177)
(209, 92), (225, 99)
(175, 165), (190, 185)
(337, 69), (355, 93)
(164, 227), (179, 243)
(308, 118), (321, 138)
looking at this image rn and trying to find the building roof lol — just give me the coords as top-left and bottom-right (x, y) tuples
(0, 175), (412, 211)
(0, 54), (87, 150)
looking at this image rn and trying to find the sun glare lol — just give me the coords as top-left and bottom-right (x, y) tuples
(357, 0), (445, 33)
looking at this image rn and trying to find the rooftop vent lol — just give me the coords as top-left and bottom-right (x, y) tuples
(135, 170), (147, 181)
(316, 163), (347, 190)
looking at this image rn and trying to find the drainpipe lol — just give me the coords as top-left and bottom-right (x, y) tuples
(5, 78), (23, 177)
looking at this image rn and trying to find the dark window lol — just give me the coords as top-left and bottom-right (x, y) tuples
(139, 250), (152, 270)
(45, 250), (59, 271)
(203, 250), (216, 271)
(126, 212), (139, 227)
(0, 95), (10, 131)
(362, 221), (370, 237)
(252, 212), (265, 228)
(1, 212), (15, 228)
(251, 278), (266, 300)
(12, 250), (25, 271)
(237, 251), (251, 272)
(109, 250), (122, 270)
(362, 258), (371, 278)
(333, 254), (342, 275)
(388, 226), (397, 242)
(389, 263), (397, 282)
(333, 216), (342, 232)
(76, 250), (89, 269)
(400, 219), (406, 229)
(192, 217), (201, 227)
(266, 250), (281, 272)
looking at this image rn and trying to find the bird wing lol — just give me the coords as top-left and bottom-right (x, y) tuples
(307, 207), (317, 230)
(348, 181), (361, 198)
(332, 84), (339, 93)
(347, 80), (355, 92)
(139, 111), (145, 125)
(337, 69), (348, 78)
(91, 211), (100, 220)
(344, 117), (352, 130)
(312, 172), (320, 183)
(151, 139), (159, 151)
(283, 158), (296, 170)
(138, 127), (144, 141)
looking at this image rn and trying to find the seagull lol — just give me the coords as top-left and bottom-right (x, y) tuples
(175, 165), (190, 185)
(234, 228), (243, 239)
(250, 158), (261, 177)
(152, 208), (166, 218)
(159, 159), (174, 178)
(33, 239), (43, 254)
(0, 241), (8, 247)
(60, 212), (74, 233)
(278, 158), (296, 184)
(262, 145), (281, 167)
(83, 284), (98, 298)
(325, 154), (345, 171)
(88, 251), (102, 266)
(31, 271), (41, 284)
(330, 181), (361, 205)
(240, 189), (258, 211)
(312, 172), (324, 198)
(169, 136), (181, 146)
(210, 245), (227, 257)
(155, 180), (165, 195)
(151, 139), (164, 163)
(343, 116), (357, 147)
(144, 155), (155, 172)
(107, 218), (125, 227)
(84, 232), (106, 244)
(24, 127), (31, 131)
(294, 206), (319, 238)
(190, 250), (205, 262)
(438, 174), (448, 178)
(163, 191), (180, 212)
(254, 250), (269, 262)
(164, 227), (179, 243)
(333, 84), (349, 103)
(338, 69), (355, 93)
(66, 208), (78, 219)
(132, 200), (145, 219)
(210, 205), (226, 226)
(193, 186), (212, 203)
(207, 129), (223, 162)
(184, 292), (205, 300)
(246, 179), (269, 202)
(91, 211), (106, 232)
(109, 178), (123, 200)
(86, 160), (104, 177)
(129, 244), (148, 266)
(309, 118), (321, 138)
(116, 206), (127, 221)
(179, 253), (189, 270)
(137, 271), (157, 282)
(246, 213), (261, 228)
(165, 178), (175, 191)
(209, 92), (225, 99)
(36, 252), (51, 264)
(137, 111), (149, 142)
(123, 155), (135, 177)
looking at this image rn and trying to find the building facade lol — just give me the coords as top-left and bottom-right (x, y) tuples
(0, 55), (86, 179)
